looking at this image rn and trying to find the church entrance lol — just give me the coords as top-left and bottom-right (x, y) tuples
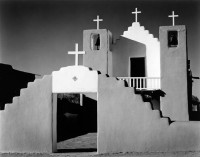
(130, 57), (146, 89)
(55, 93), (97, 153)
(52, 65), (98, 153)
(130, 57), (146, 77)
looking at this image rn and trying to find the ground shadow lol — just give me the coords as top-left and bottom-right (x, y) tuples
(56, 148), (97, 153)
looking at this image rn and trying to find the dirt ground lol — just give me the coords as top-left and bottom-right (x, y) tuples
(1, 133), (200, 157)
(1, 151), (200, 157)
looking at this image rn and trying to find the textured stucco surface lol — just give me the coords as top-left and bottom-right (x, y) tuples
(160, 26), (189, 121)
(98, 74), (200, 154)
(83, 29), (112, 75)
(112, 37), (146, 77)
(0, 75), (52, 153)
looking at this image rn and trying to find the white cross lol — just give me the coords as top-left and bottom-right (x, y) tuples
(68, 43), (85, 66)
(132, 8), (141, 22)
(93, 15), (103, 30)
(168, 11), (179, 26)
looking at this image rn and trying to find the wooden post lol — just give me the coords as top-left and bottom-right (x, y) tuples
(80, 94), (83, 106)
(52, 93), (57, 152)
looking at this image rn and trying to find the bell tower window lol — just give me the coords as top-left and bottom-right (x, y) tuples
(168, 31), (178, 47)
(91, 34), (100, 50)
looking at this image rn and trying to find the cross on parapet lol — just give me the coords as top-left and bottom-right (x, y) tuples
(68, 43), (85, 66)
(93, 15), (103, 30)
(132, 8), (141, 22)
(168, 11), (179, 26)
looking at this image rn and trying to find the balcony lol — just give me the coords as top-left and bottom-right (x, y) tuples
(118, 77), (161, 90)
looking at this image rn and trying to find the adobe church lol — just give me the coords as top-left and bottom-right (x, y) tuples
(0, 9), (200, 154)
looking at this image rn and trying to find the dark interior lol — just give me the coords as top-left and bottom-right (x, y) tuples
(130, 57), (145, 77)
(57, 93), (97, 152)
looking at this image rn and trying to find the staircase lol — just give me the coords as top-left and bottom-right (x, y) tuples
(98, 73), (200, 154)
(100, 74), (170, 124)
(98, 74), (172, 153)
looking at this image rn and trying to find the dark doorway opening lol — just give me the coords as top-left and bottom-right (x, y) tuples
(130, 57), (145, 77)
(130, 57), (146, 88)
(56, 93), (97, 153)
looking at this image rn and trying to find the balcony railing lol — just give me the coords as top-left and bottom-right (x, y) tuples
(118, 77), (160, 90)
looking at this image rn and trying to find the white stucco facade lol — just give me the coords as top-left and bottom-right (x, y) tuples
(122, 22), (160, 78)
(52, 66), (98, 93)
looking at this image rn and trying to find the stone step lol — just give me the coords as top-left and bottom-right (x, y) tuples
(161, 117), (170, 125)
(4, 97), (19, 111)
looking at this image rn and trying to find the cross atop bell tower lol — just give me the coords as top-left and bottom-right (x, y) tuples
(83, 16), (113, 75)
(168, 11), (179, 26)
(93, 15), (103, 30)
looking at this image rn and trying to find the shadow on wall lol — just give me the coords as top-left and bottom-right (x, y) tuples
(0, 64), (36, 110)
(190, 95), (200, 121)
(135, 89), (166, 110)
(57, 94), (97, 142)
(188, 66), (200, 121)
(57, 148), (97, 153)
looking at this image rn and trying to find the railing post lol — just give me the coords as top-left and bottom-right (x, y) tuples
(130, 78), (132, 87)
(135, 78), (138, 89)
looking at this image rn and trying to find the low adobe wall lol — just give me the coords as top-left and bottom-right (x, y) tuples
(0, 75), (52, 153)
(1, 66), (200, 154)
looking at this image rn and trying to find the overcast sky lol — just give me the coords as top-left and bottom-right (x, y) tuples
(0, 0), (199, 97)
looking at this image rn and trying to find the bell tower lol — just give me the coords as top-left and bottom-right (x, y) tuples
(160, 11), (189, 121)
(83, 15), (113, 75)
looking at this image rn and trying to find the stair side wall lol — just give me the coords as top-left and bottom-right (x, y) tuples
(98, 75), (200, 154)
(98, 75), (168, 153)
(0, 75), (53, 153)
